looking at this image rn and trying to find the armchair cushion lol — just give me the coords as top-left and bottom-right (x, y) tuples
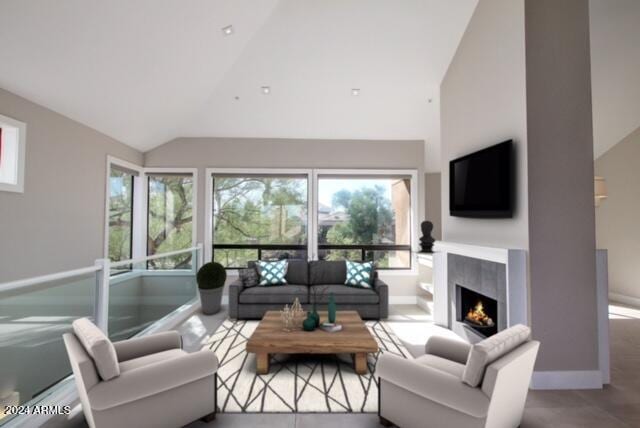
(462, 324), (531, 387)
(376, 353), (489, 418)
(425, 335), (471, 365)
(119, 349), (186, 373)
(72, 318), (120, 381)
(415, 354), (466, 378)
(89, 349), (218, 411)
(113, 331), (182, 362)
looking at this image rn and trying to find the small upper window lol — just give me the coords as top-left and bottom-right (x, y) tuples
(0, 114), (26, 193)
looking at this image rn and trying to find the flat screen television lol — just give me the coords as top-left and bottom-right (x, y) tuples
(449, 140), (513, 218)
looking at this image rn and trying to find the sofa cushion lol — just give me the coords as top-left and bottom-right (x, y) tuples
(72, 318), (120, 381)
(310, 284), (379, 305)
(257, 260), (288, 286)
(239, 284), (309, 304)
(309, 261), (347, 285)
(119, 349), (186, 374)
(415, 354), (466, 379)
(462, 324), (531, 387)
(285, 259), (309, 285)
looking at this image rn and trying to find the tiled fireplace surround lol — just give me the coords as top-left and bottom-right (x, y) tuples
(433, 242), (528, 344)
(449, 254), (506, 341)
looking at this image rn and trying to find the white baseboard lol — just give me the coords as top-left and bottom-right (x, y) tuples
(609, 292), (640, 308)
(531, 370), (603, 390)
(389, 296), (418, 305)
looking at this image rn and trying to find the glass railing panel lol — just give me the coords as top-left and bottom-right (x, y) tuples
(108, 249), (198, 341)
(0, 273), (96, 417)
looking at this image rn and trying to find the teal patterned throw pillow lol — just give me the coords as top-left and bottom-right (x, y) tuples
(345, 260), (374, 289)
(257, 260), (288, 286)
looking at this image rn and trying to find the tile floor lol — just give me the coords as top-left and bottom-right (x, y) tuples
(42, 303), (640, 427)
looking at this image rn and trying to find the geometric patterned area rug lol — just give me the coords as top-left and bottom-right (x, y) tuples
(205, 319), (412, 413)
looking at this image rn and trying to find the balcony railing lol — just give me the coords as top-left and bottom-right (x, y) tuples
(212, 243), (412, 269)
(0, 244), (203, 427)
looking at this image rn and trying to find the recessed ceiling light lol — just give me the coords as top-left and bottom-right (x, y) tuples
(351, 88), (360, 96)
(261, 86), (271, 95)
(222, 25), (234, 36)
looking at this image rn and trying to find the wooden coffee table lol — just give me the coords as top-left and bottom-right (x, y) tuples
(246, 310), (379, 375)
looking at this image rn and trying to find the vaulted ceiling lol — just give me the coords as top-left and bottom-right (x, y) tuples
(590, 0), (640, 159)
(0, 1), (637, 172)
(0, 0), (477, 172)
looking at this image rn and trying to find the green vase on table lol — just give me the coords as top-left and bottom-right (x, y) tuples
(328, 293), (337, 324)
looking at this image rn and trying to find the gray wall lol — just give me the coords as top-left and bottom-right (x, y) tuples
(425, 172), (441, 240)
(145, 137), (426, 298)
(440, 0), (600, 374)
(440, 0), (529, 250)
(525, 0), (598, 371)
(145, 137), (426, 249)
(0, 88), (142, 282)
(595, 126), (640, 301)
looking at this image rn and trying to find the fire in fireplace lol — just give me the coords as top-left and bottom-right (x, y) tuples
(456, 285), (498, 337)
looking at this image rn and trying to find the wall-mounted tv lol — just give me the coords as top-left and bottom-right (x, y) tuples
(449, 140), (513, 218)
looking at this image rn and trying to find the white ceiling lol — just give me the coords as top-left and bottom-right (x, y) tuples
(0, 0), (477, 172)
(1, 1), (633, 171)
(590, 0), (640, 159)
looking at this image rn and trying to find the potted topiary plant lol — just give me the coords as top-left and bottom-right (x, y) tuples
(197, 262), (226, 315)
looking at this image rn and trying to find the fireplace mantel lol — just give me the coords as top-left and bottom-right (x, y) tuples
(433, 241), (516, 264)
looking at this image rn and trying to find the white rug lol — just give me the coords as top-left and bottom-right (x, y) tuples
(205, 319), (412, 413)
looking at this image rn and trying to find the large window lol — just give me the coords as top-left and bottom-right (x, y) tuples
(108, 167), (135, 262)
(317, 176), (412, 269)
(209, 170), (415, 270)
(147, 173), (194, 269)
(212, 174), (308, 268)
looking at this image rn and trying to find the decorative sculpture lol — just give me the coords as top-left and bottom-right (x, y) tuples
(420, 221), (435, 253)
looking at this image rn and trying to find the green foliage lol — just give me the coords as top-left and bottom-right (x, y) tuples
(108, 169), (133, 262)
(197, 262), (227, 289)
(147, 176), (194, 269)
(322, 185), (395, 265)
(213, 177), (308, 267)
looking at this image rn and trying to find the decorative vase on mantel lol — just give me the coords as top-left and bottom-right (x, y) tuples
(328, 293), (337, 324)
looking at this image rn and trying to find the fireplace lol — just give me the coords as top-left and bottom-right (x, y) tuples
(456, 285), (498, 338)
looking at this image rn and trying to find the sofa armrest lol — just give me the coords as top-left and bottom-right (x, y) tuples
(376, 353), (489, 418)
(89, 350), (218, 411)
(425, 336), (471, 365)
(373, 278), (389, 319)
(228, 278), (244, 319)
(113, 331), (182, 362)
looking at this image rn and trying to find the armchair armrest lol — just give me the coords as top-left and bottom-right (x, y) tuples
(425, 336), (471, 365)
(113, 331), (182, 362)
(228, 278), (244, 319)
(373, 278), (389, 318)
(376, 353), (489, 418)
(89, 349), (218, 411)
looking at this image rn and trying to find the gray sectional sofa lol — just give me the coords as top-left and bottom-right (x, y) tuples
(228, 260), (389, 320)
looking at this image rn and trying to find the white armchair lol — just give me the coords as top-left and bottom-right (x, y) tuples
(63, 318), (218, 428)
(376, 325), (539, 428)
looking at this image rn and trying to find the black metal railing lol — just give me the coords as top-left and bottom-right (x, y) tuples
(212, 243), (412, 269)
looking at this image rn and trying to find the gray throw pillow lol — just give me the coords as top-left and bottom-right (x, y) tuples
(239, 267), (259, 287)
